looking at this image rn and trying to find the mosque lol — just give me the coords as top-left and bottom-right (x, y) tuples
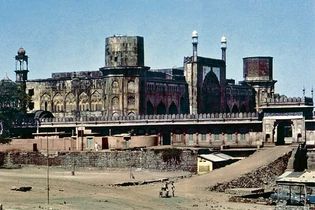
(13, 31), (275, 118)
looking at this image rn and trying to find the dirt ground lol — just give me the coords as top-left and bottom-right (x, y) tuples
(0, 166), (272, 210)
(0, 146), (291, 210)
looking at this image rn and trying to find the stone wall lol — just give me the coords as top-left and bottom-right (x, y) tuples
(209, 151), (292, 192)
(0, 148), (198, 172)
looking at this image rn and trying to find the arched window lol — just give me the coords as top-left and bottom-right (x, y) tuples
(53, 93), (63, 112)
(112, 80), (119, 94)
(127, 96), (135, 108)
(127, 80), (135, 93)
(112, 96), (119, 109)
(91, 90), (102, 111)
(79, 92), (89, 111)
(40, 93), (51, 111)
(65, 93), (76, 112)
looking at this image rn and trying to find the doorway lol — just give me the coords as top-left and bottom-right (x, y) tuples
(275, 120), (293, 145)
(102, 137), (108, 149)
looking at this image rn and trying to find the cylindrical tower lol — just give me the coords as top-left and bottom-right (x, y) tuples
(243, 56), (273, 81)
(243, 56), (276, 111)
(105, 35), (144, 67)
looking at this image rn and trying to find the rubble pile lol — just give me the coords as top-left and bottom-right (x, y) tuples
(209, 151), (291, 192)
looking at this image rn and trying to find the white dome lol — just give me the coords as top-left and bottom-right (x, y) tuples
(192, 30), (198, 38)
(221, 36), (227, 43)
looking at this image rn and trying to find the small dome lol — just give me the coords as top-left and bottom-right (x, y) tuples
(221, 36), (227, 43)
(17, 47), (26, 56)
(192, 30), (198, 38)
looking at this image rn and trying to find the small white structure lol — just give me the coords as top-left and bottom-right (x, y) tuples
(197, 152), (238, 175)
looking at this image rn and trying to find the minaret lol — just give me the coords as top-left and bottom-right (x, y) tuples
(15, 48), (29, 83)
(221, 36), (227, 63)
(192, 30), (198, 62)
(184, 31), (199, 114)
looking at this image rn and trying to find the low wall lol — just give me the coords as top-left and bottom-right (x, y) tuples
(0, 148), (198, 172)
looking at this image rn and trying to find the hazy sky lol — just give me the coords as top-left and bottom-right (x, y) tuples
(0, 0), (314, 97)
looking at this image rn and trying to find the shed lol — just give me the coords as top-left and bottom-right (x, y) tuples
(197, 152), (236, 174)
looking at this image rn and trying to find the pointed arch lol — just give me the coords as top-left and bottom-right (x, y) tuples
(180, 96), (188, 114)
(168, 102), (178, 114)
(111, 96), (119, 110)
(128, 95), (135, 106)
(127, 80), (135, 93)
(40, 93), (51, 111)
(240, 104), (246, 113)
(65, 92), (76, 112)
(91, 90), (102, 111)
(157, 101), (166, 115)
(225, 104), (230, 113)
(52, 93), (63, 112)
(79, 92), (89, 111)
(232, 104), (239, 113)
(146, 100), (154, 115)
(112, 80), (119, 94)
(201, 71), (221, 113)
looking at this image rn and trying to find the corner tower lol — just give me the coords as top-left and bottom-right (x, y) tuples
(15, 48), (29, 83)
(100, 35), (149, 117)
(243, 56), (276, 111)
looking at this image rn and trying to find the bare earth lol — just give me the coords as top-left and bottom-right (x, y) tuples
(0, 146), (291, 210)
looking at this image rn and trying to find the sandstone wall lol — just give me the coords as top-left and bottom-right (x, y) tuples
(0, 148), (198, 172)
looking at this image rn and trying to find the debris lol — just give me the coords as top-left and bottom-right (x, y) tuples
(11, 186), (32, 192)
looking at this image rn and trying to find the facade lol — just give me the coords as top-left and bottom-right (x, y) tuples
(184, 31), (255, 114)
(4, 32), (315, 152)
(25, 35), (188, 118)
(21, 32), (257, 118)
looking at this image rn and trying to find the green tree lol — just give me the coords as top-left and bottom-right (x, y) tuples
(0, 78), (29, 143)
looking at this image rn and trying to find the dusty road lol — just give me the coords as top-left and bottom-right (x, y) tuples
(0, 146), (291, 210)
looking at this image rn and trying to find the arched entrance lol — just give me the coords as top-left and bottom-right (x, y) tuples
(168, 102), (178, 114)
(274, 120), (293, 145)
(146, 101), (154, 115)
(157, 101), (166, 115)
(201, 71), (221, 113)
(232, 104), (239, 113)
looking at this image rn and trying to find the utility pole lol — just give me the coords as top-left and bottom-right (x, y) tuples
(47, 131), (50, 205)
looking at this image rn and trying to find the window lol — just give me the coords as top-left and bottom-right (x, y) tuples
(29, 102), (34, 110)
(201, 134), (207, 141)
(28, 89), (34, 96)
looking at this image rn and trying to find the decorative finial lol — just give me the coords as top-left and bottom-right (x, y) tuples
(311, 87), (314, 99)
(221, 36), (227, 49)
(192, 30), (198, 38)
(192, 30), (198, 44)
(303, 86), (305, 97)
